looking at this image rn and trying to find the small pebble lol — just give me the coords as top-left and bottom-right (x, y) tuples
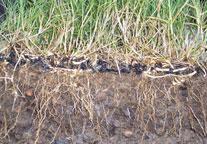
(25, 89), (33, 97)
(123, 129), (133, 138)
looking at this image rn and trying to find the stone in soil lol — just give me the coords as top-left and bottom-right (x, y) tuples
(25, 88), (34, 97)
(123, 129), (133, 138)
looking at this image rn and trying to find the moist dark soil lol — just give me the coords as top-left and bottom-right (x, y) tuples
(0, 62), (207, 144)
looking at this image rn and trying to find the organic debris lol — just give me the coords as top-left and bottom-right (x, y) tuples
(0, 49), (204, 78)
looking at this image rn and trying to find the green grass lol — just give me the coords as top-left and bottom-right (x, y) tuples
(1, 0), (207, 65)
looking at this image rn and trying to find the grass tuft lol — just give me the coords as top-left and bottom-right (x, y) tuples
(0, 0), (207, 65)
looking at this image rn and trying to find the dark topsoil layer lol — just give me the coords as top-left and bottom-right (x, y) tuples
(0, 62), (207, 144)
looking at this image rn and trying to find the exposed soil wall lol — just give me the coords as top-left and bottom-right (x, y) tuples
(0, 64), (207, 143)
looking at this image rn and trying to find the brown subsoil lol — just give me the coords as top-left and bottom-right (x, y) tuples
(0, 64), (207, 144)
